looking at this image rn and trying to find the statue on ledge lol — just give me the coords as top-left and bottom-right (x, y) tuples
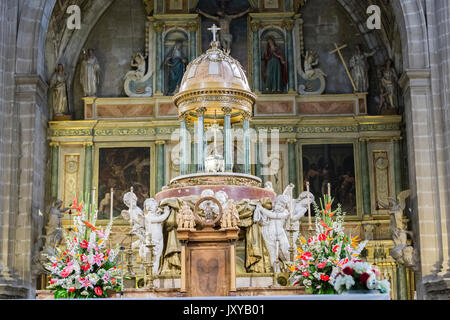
(349, 44), (376, 93)
(263, 36), (288, 94)
(80, 48), (101, 97)
(378, 59), (399, 113)
(49, 63), (69, 118)
(124, 53), (146, 82)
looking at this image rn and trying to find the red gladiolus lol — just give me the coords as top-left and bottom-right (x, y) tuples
(307, 237), (314, 244)
(80, 240), (89, 249)
(343, 267), (354, 276)
(301, 252), (312, 260)
(302, 272), (309, 277)
(360, 272), (370, 283)
(94, 287), (103, 296)
(69, 287), (75, 293)
(81, 263), (90, 272)
(332, 245), (339, 252)
(317, 262), (327, 269)
(318, 233), (326, 241)
(320, 275), (330, 281)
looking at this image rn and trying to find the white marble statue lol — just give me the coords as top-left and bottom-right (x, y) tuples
(283, 184), (315, 244)
(254, 194), (290, 272)
(264, 181), (275, 192)
(80, 48), (101, 97)
(124, 53), (146, 82)
(349, 44), (376, 92)
(143, 198), (170, 275)
(121, 190), (146, 258)
(49, 63), (68, 117)
(303, 51), (327, 80)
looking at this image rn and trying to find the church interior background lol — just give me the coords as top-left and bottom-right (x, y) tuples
(1, 0), (449, 300)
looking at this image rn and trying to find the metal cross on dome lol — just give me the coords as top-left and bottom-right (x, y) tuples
(208, 24), (221, 42)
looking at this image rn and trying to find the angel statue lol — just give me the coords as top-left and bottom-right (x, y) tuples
(378, 190), (417, 270)
(282, 184), (315, 244)
(254, 194), (290, 272)
(298, 50), (327, 94)
(199, 189), (220, 222)
(121, 188), (146, 263)
(124, 53), (146, 82)
(303, 51), (326, 80)
(143, 198), (170, 275)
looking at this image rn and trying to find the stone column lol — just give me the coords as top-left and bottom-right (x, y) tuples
(188, 22), (197, 62)
(359, 138), (371, 215)
(223, 107), (233, 172)
(250, 20), (261, 93)
(196, 107), (206, 172)
(243, 112), (251, 174)
(50, 142), (59, 201)
(393, 137), (403, 195)
(179, 115), (189, 175)
(154, 22), (164, 95)
(287, 139), (298, 197)
(155, 141), (166, 192)
(283, 20), (295, 93)
(83, 142), (93, 203)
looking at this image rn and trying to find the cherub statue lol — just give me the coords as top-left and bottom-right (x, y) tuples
(378, 190), (417, 270)
(143, 198), (170, 275)
(121, 189), (146, 256)
(124, 53), (146, 82)
(283, 184), (315, 244)
(303, 50), (327, 80)
(254, 194), (290, 272)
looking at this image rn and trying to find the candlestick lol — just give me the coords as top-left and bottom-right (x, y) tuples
(110, 188), (114, 224)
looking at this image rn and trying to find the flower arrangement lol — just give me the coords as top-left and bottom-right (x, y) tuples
(43, 198), (122, 299)
(333, 261), (390, 294)
(289, 195), (387, 295)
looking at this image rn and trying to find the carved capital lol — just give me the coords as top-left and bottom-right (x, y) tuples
(392, 136), (403, 142)
(178, 112), (190, 122)
(153, 21), (165, 32)
(49, 141), (60, 147)
(155, 140), (166, 145)
(187, 22), (198, 32)
(250, 20), (261, 32)
(222, 107), (232, 116)
(282, 20), (294, 30)
(286, 138), (297, 144)
(196, 107), (207, 116)
(242, 111), (252, 120)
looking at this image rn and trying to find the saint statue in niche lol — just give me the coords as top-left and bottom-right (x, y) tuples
(80, 48), (101, 97)
(263, 36), (288, 93)
(378, 59), (399, 113)
(197, 7), (251, 54)
(164, 40), (187, 95)
(49, 63), (68, 117)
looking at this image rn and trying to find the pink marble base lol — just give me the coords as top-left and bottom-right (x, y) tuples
(156, 185), (275, 202)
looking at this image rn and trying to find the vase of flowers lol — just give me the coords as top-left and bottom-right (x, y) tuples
(289, 195), (390, 295)
(43, 197), (122, 299)
(333, 261), (390, 295)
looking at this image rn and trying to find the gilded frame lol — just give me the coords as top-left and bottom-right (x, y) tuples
(298, 138), (362, 220)
(93, 141), (156, 223)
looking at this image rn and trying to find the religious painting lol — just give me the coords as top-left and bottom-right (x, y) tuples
(301, 143), (357, 215)
(97, 147), (150, 219)
(260, 0), (283, 11)
(163, 30), (189, 96)
(260, 29), (288, 94)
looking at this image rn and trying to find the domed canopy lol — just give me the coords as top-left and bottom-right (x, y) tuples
(173, 41), (256, 124)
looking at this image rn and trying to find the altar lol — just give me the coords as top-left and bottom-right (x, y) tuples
(39, 0), (416, 301)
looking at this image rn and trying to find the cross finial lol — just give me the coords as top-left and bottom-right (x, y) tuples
(208, 24), (221, 42)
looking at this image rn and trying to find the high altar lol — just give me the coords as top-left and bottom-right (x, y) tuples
(42, 0), (414, 299)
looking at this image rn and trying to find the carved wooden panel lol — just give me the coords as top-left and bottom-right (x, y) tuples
(373, 151), (390, 207)
(188, 243), (229, 297)
(63, 154), (80, 206)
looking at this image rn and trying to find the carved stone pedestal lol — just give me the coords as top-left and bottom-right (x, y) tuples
(177, 228), (239, 297)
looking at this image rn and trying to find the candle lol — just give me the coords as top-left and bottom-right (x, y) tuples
(290, 185), (293, 221)
(327, 183), (331, 198)
(110, 188), (114, 224)
(129, 187), (134, 227)
(92, 187), (96, 207)
(307, 181), (312, 227)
